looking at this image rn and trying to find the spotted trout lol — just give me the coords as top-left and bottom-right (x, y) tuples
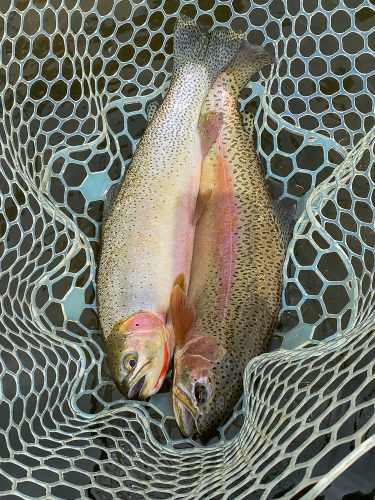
(171, 43), (285, 435)
(97, 17), (243, 400)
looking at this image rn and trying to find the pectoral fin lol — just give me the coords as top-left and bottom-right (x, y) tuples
(192, 189), (212, 225)
(173, 272), (186, 292)
(199, 112), (223, 157)
(169, 284), (195, 348)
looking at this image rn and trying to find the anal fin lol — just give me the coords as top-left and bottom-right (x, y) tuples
(146, 101), (160, 122)
(199, 112), (223, 157)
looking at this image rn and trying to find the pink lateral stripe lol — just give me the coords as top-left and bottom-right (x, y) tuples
(216, 141), (238, 317)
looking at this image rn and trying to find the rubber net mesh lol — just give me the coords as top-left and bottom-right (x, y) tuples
(0, 0), (374, 498)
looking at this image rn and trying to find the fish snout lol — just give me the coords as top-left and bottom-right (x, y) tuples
(173, 385), (198, 437)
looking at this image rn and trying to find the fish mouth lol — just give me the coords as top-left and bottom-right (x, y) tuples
(127, 374), (147, 399)
(173, 385), (197, 436)
(124, 359), (153, 400)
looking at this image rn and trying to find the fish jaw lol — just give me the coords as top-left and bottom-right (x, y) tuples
(104, 312), (173, 399)
(173, 385), (197, 436)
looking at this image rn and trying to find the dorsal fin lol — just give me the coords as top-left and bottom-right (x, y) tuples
(169, 284), (195, 348)
(199, 112), (223, 157)
(192, 189), (212, 225)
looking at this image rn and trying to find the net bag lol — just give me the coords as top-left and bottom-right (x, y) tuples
(0, 0), (374, 498)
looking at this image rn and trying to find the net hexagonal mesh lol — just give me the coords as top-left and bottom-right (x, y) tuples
(0, 0), (374, 498)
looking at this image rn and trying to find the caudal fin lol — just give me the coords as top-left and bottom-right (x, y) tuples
(173, 17), (247, 85)
(173, 16), (209, 74)
(223, 42), (276, 96)
(203, 27), (244, 84)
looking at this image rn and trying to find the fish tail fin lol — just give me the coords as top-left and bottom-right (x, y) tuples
(173, 16), (209, 74)
(203, 27), (244, 84)
(199, 111), (223, 157)
(223, 42), (276, 96)
(173, 17), (245, 85)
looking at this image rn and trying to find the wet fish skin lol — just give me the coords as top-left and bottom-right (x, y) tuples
(172, 42), (285, 436)
(97, 17), (244, 400)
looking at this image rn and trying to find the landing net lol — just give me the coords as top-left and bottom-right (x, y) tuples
(0, 1), (374, 498)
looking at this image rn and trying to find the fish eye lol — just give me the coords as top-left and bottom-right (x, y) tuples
(124, 356), (137, 371)
(195, 383), (211, 405)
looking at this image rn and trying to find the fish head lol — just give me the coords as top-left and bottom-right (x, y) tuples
(104, 312), (171, 400)
(173, 336), (240, 437)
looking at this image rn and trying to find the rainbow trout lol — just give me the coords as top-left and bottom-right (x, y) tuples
(170, 43), (285, 435)
(97, 17), (243, 400)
